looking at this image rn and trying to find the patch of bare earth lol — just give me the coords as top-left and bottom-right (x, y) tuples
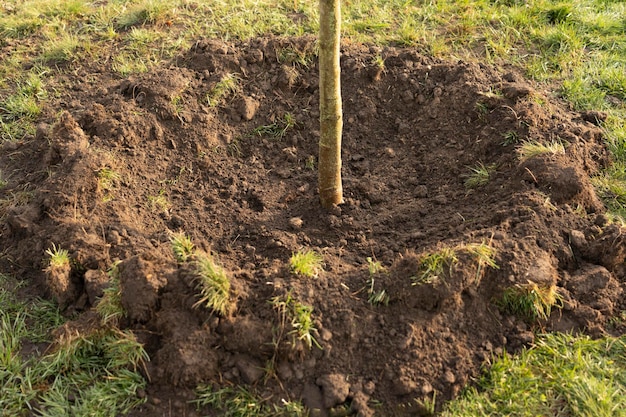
(2, 37), (625, 416)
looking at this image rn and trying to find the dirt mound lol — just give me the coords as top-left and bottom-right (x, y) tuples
(1, 36), (625, 415)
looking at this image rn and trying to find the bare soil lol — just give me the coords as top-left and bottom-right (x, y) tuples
(2, 36), (625, 416)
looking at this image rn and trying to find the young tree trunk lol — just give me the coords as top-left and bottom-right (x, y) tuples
(318, 0), (343, 208)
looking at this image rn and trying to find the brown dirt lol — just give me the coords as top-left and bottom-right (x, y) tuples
(2, 36), (625, 416)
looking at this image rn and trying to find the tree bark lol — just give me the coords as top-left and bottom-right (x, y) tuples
(318, 0), (343, 208)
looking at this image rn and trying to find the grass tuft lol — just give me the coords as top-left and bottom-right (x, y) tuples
(464, 162), (497, 189)
(96, 262), (124, 326)
(289, 248), (324, 278)
(412, 247), (458, 286)
(147, 189), (170, 213)
(170, 232), (195, 262)
(45, 243), (70, 269)
(366, 257), (389, 306)
(0, 274), (146, 415)
(517, 139), (566, 161)
(271, 292), (319, 350)
(205, 73), (240, 107)
(496, 281), (562, 322)
(193, 252), (231, 316)
(193, 384), (308, 416)
(251, 113), (296, 138)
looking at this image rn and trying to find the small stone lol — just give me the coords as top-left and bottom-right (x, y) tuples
(320, 328), (333, 342)
(289, 217), (304, 230)
(443, 370), (456, 384)
(421, 381), (433, 395)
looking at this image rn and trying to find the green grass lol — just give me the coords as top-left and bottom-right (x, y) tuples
(45, 243), (70, 269)
(366, 257), (389, 306)
(0, 69), (47, 141)
(147, 189), (170, 213)
(95, 262), (124, 326)
(97, 167), (121, 202)
(413, 242), (498, 286)
(289, 248), (324, 278)
(170, 232), (195, 263)
(517, 139), (567, 161)
(496, 281), (562, 323)
(193, 251), (231, 316)
(193, 384), (307, 417)
(205, 73), (240, 107)
(442, 333), (626, 417)
(412, 247), (459, 286)
(271, 292), (320, 350)
(251, 113), (296, 139)
(464, 162), (497, 189)
(0, 274), (147, 416)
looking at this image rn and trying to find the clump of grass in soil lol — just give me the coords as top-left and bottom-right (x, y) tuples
(412, 247), (459, 286)
(170, 232), (195, 262)
(501, 130), (520, 146)
(413, 242), (498, 286)
(496, 281), (562, 322)
(147, 189), (170, 213)
(366, 257), (389, 306)
(289, 248), (324, 278)
(205, 73), (240, 107)
(591, 169), (626, 218)
(442, 333), (626, 416)
(97, 167), (120, 191)
(193, 252), (231, 316)
(95, 262), (124, 326)
(45, 243), (70, 270)
(517, 139), (566, 161)
(0, 274), (147, 416)
(193, 384), (307, 416)
(251, 113), (296, 138)
(464, 162), (497, 189)
(464, 241), (499, 274)
(271, 292), (320, 350)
